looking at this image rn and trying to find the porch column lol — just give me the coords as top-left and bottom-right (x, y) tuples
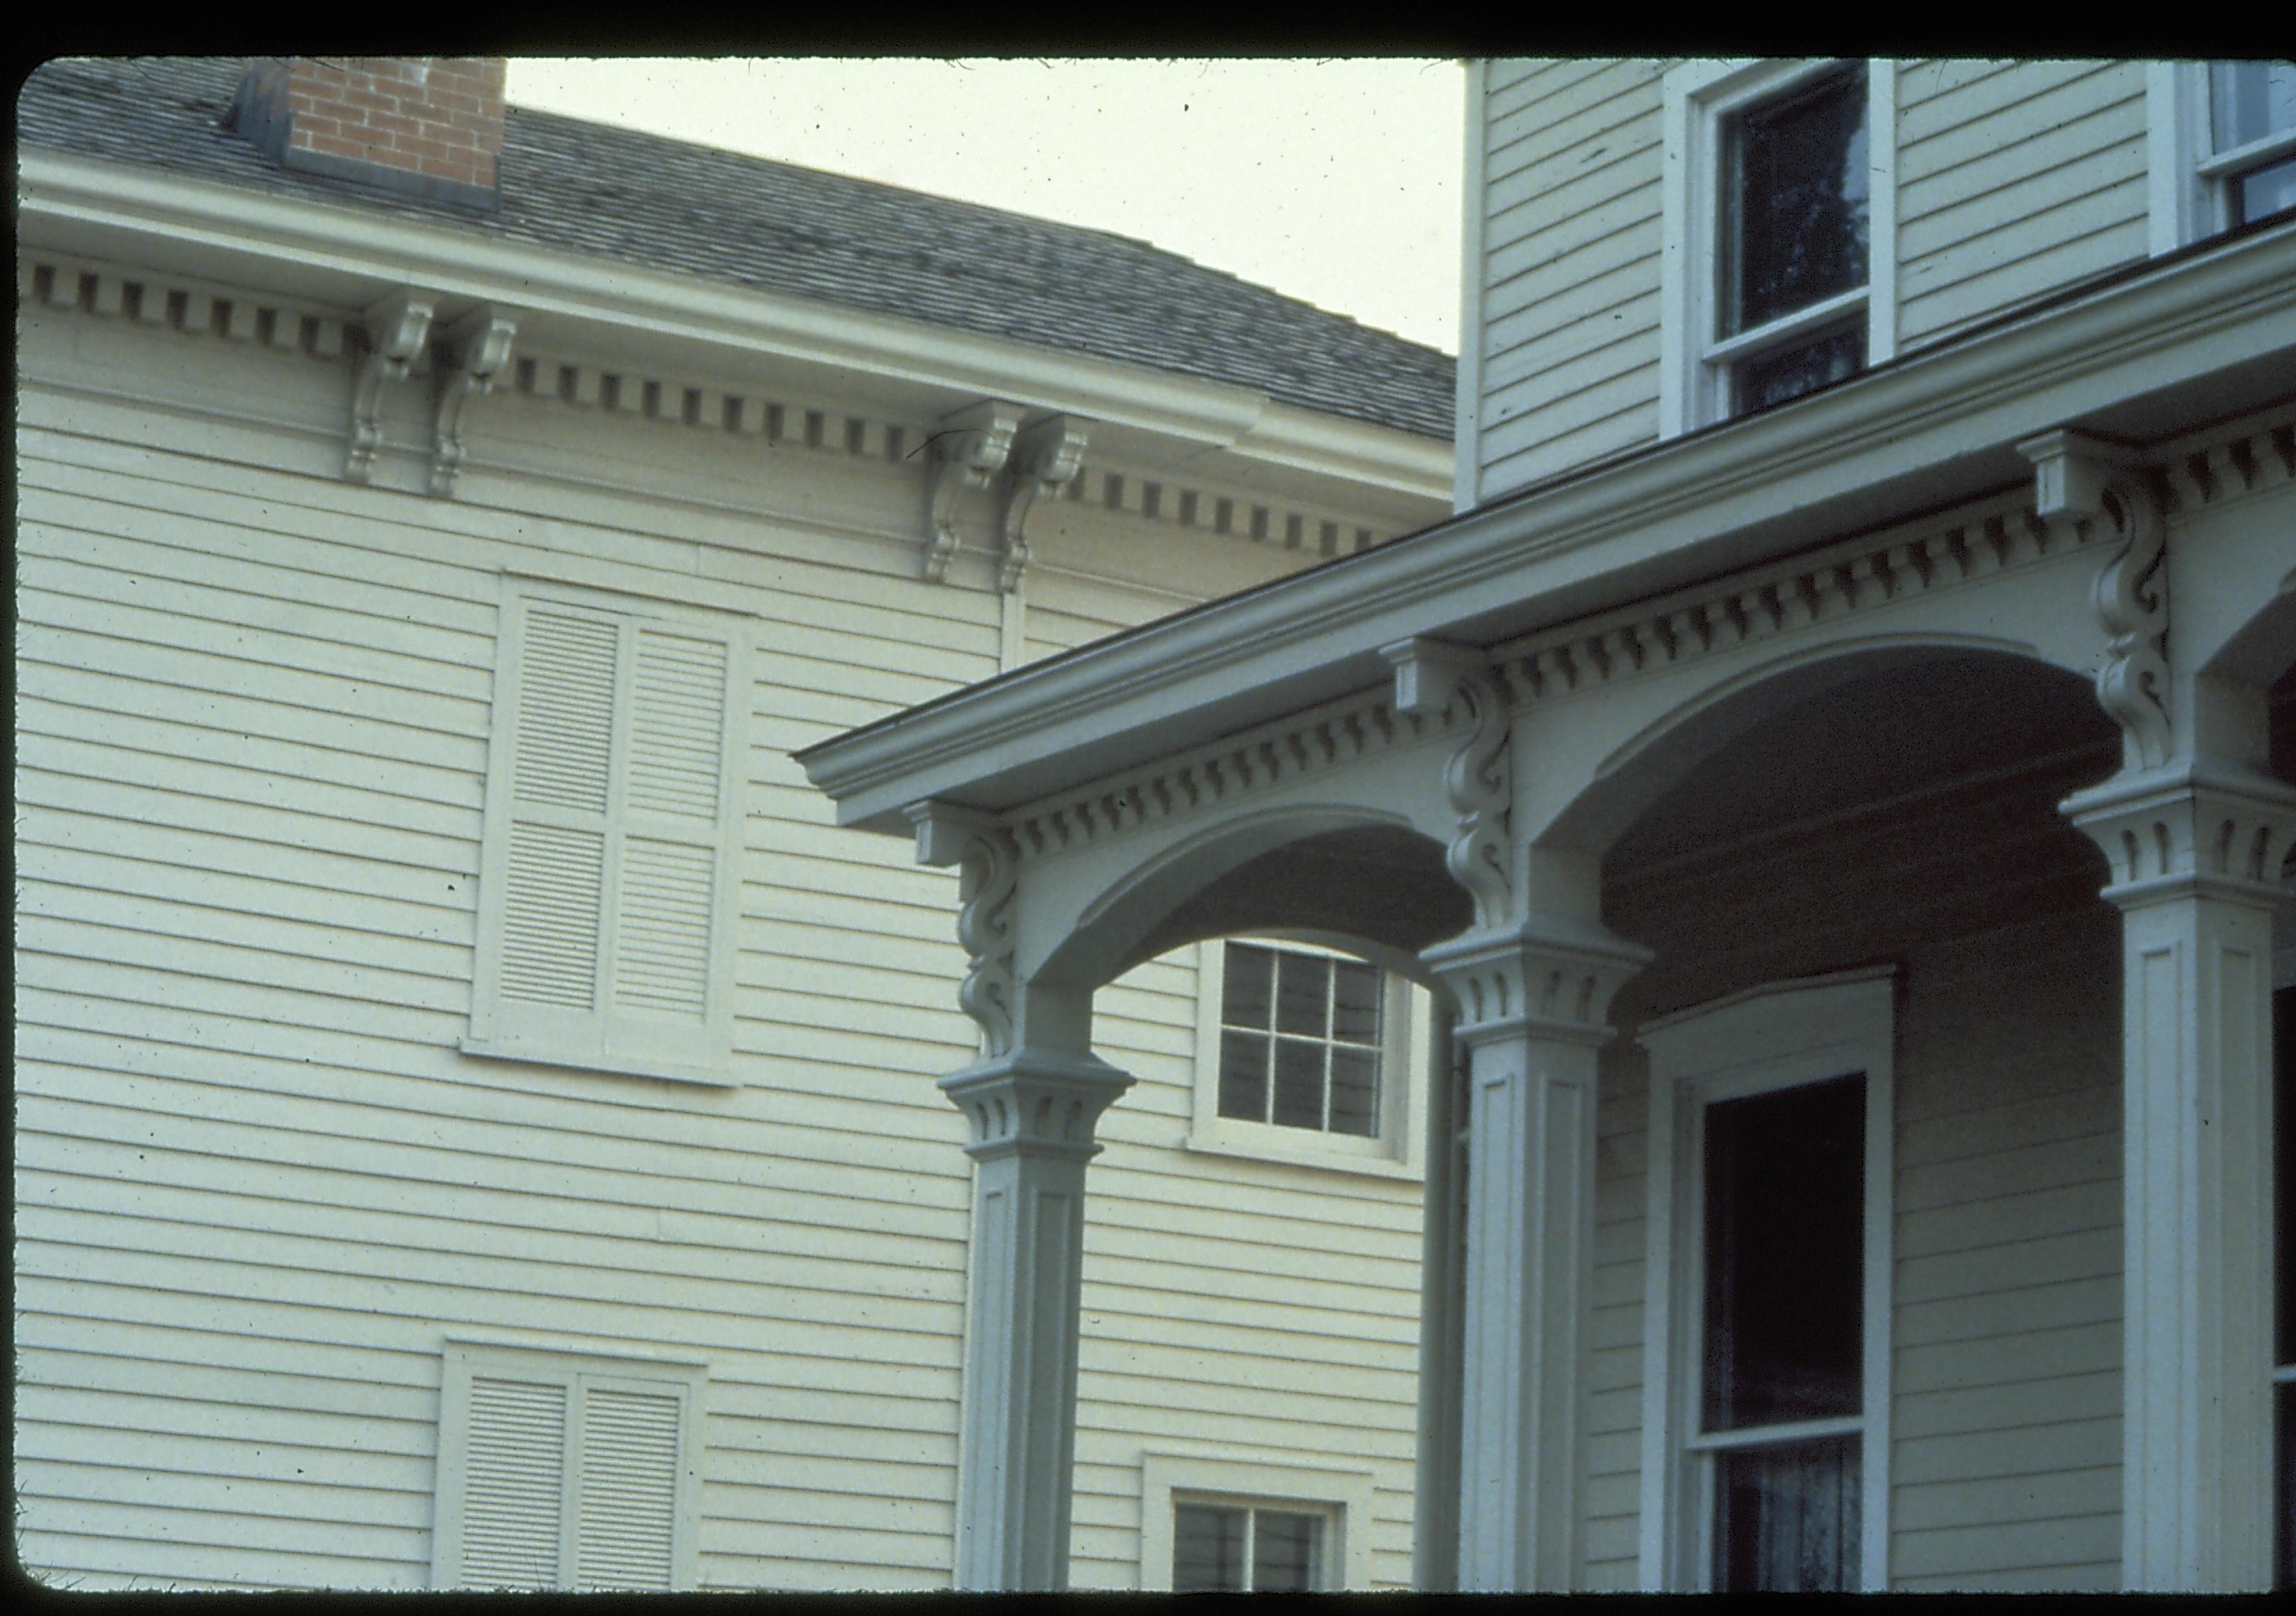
(1422, 914), (1650, 1592)
(940, 1043), (1132, 1590)
(2064, 760), (2296, 1591)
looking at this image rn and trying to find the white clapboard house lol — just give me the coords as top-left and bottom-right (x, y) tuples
(798, 60), (2296, 1591)
(13, 57), (1461, 1592)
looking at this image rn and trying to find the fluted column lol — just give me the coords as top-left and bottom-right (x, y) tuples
(1422, 914), (1650, 1592)
(2064, 759), (2296, 1591)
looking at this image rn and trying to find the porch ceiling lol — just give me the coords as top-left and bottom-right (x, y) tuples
(800, 222), (2296, 836)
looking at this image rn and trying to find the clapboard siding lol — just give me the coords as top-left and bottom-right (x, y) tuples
(1896, 60), (2146, 345)
(16, 297), (1432, 1593)
(1470, 58), (1664, 498)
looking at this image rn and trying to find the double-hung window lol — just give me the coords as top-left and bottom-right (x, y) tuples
(2151, 61), (2296, 252)
(463, 580), (750, 1085)
(1188, 938), (1428, 1175)
(1662, 60), (1897, 433)
(1137, 1454), (1374, 1591)
(1638, 968), (1894, 1591)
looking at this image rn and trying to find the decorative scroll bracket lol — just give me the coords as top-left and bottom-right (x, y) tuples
(909, 799), (1022, 1059)
(347, 289), (437, 484)
(1384, 636), (1516, 926)
(2020, 429), (2170, 767)
(996, 414), (1093, 595)
(923, 400), (1024, 584)
(429, 304), (520, 498)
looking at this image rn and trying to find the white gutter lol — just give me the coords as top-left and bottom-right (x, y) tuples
(800, 221), (2296, 834)
(17, 149), (1451, 498)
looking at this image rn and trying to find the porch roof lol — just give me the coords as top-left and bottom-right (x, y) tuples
(798, 219), (2296, 836)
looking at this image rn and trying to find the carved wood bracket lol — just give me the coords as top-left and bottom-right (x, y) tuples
(2021, 429), (2171, 767)
(910, 800), (1022, 1059)
(429, 304), (519, 498)
(346, 289), (437, 484)
(997, 415), (1093, 594)
(923, 400), (1023, 583)
(1385, 637), (1515, 927)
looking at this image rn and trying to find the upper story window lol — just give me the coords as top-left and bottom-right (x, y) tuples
(1662, 60), (1898, 435)
(2149, 60), (2296, 252)
(2207, 61), (2296, 227)
(1187, 938), (1429, 1177)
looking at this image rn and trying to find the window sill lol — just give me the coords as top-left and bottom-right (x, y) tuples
(1182, 1124), (1422, 1181)
(457, 1036), (739, 1089)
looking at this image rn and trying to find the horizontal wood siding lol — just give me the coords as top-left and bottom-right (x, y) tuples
(16, 298), (1427, 1592)
(1896, 60), (2148, 347)
(1471, 58), (1665, 500)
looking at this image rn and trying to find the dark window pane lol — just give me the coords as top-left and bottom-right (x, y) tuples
(1271, 1038), (1326, 1130)
(1174, 1504), (1247, 1593)
(1224, 944), (1273, 1031)
(1704, 1074), (1864, 1430)
(1276, 950), (1329, 1037)
(1724, 67), (1869, 333)
(2211, 60), (2296, 151)
(1732, 325), (1864, 415)
(1714, 1435), (1860, 1592)
(1331, 960), (1382, 1044)
(1219, 1029), (1270, 1123)
(1329, 1047), (1380, 1136)
(1251, 1511), (1322, 1591)
(2234, 154), (2296, 227)
(2279, 1379), (2295, 1590)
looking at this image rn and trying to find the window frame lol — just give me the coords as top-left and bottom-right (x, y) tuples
(1636, 966), (1896, 1592)
(461, 575), (752, 1088)
(1660, 58), (1898, 437)
(1137, 1452), (1373, 1592)
(432, 1338), (707, 1592)
(2148, 60), (2296, 254)
(1187, 935), (1430, 1178)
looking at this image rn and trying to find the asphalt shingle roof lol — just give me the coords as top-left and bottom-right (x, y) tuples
(18, 57), (1456, 439)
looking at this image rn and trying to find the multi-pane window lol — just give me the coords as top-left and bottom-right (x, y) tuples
(1172, 1501), (1326, 1593)
(2208, 62), (2296, 229)
(1701, 1074), (1866, 1591)
(1216, 942), (1383, 1136)
(1718, 64), (1871, 415)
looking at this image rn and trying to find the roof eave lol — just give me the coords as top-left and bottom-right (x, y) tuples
(799, 220), (2296, 834)
(16, 147), (1451, 498)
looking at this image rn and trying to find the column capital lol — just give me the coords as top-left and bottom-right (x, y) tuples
(2061, 758), (2296, 911)
(1421, 915), (1653, 1048)
(938, 1046), (1134, 1162)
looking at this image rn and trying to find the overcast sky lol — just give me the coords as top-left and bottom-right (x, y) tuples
(503, 57), (1467, 354)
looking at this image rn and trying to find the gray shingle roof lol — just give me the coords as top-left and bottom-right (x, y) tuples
(18, 57), (1456, 439)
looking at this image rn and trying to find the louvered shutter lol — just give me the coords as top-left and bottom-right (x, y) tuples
(572, 1381), (688, 1591)
(471, 586), (745, 1078)
(603, 626), (737, 1073)
(451, 1374), (570, 1590)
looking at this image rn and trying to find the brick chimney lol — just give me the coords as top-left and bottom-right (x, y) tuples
(229, 57), (505, 211)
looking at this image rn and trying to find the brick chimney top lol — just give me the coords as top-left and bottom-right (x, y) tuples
(228, 57), (505, 211)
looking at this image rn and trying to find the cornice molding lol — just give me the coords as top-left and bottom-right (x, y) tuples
(18, 149), (1451, 498)
(18, 247), (1417, 563)
(800, 222), (2296, 834)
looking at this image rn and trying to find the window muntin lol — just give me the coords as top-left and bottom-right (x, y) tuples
(1217, 942), (1383, 1136)
(2210, 62), (2296, 228)
(1716, 64), (1870, 415)
(1173, 1501), (1326, 1593)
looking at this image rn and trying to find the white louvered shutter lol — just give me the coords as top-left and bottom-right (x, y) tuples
(603, 627), (736, 1072)
(456, 1375), (570, 1590)
(573, 1381), (688, 1591)
(472, 588), (744, 1077)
